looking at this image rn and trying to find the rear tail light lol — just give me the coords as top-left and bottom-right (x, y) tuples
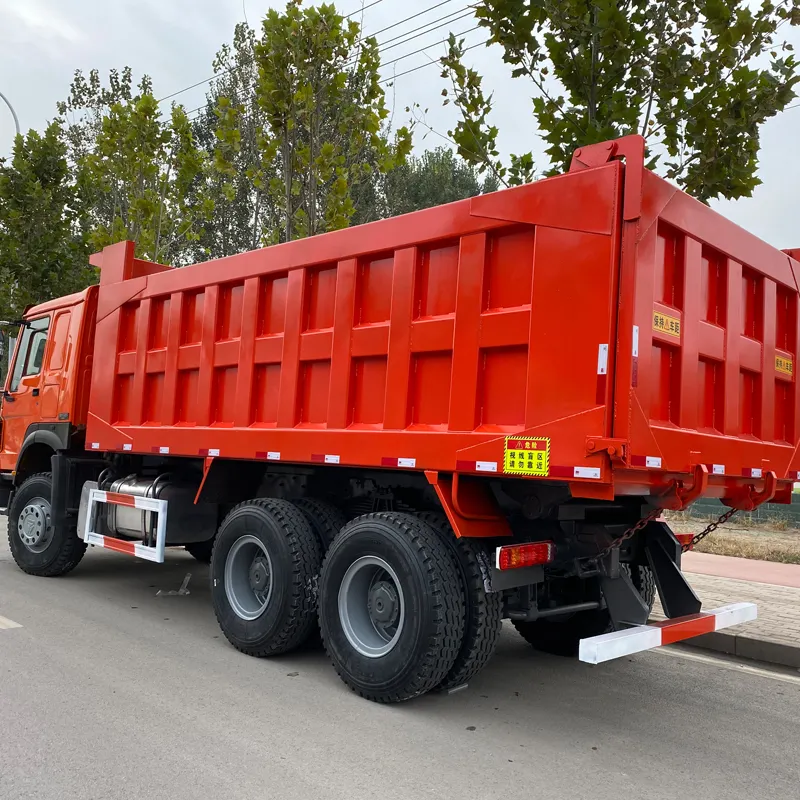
(674, 532), (694, 550)
(496, 541), (555, 570)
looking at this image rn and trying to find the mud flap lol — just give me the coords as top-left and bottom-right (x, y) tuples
(644, 522), (701, 618)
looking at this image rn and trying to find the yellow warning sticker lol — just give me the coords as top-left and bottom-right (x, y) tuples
(776, 355), (794, 376)
(653, 310), (681, 338)
(504, 437), (550, 476)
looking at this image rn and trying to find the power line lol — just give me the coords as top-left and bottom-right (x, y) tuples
(158, 0), (464, 105)
(379, 37), (486, 83)
(185, 28), (484, 122)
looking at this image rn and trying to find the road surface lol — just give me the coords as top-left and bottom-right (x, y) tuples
(1, 536), (798, 800)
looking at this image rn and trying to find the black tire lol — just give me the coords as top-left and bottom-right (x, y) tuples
(185, 538), (214, 563)
(8, 473), (87, 577)
(513, 564), (656, 657)
(319, 512), (465, 703)
(416, 512), (502, 691)
(211, 499), (322, 657)
(292, 498), (346, 550)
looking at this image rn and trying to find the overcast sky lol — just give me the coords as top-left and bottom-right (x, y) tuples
(1, 0), (799, 249)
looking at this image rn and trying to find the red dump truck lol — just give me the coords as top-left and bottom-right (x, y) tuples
(1, 135), (791, 702)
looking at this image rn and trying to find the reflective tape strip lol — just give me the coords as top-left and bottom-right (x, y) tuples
(597, 344), (609, 374)
(151, 446), (170, 454)
(631, 325), (640, 387)
(595, 344), (609, 404)
(579, 603), (757, 665)
(381, 457), (417, 468)
(91, 442), (100, 450)
(456, 460), (498, 473)
(707, 463), (725, 475)
(549, 466), (601, 480)
(123, 444), (133, 451)
(255, 451), (281, 460)
(98, 491), (163, 513)
(84, 532), (164, 564)
(631, 455), (662, 468)
(742, 468), (763, 478)
(311, 454), (340, 464)
(199, 448), (220, 457)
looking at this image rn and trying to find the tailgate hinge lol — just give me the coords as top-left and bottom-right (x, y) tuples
(586, 437), (627, 462)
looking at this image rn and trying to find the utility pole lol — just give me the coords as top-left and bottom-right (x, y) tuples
(0, 89), (21, 138)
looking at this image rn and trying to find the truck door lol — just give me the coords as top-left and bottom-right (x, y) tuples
(0, 316), (51, 471)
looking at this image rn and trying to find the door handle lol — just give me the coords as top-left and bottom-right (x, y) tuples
(32, 389), (39, 397)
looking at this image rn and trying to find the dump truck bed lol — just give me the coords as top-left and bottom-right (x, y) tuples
(85, 136), (799, 508)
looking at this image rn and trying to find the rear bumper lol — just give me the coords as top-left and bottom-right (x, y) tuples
(579, 603), (757, 664)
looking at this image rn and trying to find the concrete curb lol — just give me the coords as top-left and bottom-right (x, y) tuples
(649, 617), (800, 670)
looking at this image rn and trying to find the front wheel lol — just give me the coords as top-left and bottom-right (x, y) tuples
(8, 473), (87, 577)
(319, 513), (465, 703)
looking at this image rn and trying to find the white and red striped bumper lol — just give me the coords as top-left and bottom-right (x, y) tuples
(579, 603), (757, 664)
(82, 489), (168, 564)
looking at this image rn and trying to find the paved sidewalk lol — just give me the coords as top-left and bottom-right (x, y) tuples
(653, 554), (800, 669)
(683, 550), (800, 589)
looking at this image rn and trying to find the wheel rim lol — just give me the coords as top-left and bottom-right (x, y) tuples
(17, 496), (53, 554)
(338, 555), (405, 658)
(224, 535), (273, 621)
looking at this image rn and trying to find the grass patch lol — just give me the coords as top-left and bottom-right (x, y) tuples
(668, 515), (800, 564)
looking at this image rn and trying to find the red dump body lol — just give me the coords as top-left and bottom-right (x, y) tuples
(84, 136), (799, 510)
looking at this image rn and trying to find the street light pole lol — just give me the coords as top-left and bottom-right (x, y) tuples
(0, 90), (21, 138)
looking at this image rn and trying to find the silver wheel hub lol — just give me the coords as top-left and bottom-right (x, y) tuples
(17, 498), (53, 553)
(339, 556), (405, 658)
(225, 535), (273, 621)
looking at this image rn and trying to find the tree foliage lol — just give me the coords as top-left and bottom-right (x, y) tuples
(78, 90), (209, 264)
(442, 0), (800, 200)
(214, 1), (412, 243)
(190, 23), (280, 259)
(0, 122), (94, 319)
(353, 146), (494, 223)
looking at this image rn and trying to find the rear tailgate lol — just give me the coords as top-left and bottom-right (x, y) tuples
(609, 145), (800, 498)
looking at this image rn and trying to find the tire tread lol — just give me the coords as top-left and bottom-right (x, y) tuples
(320, 512), (464, 703)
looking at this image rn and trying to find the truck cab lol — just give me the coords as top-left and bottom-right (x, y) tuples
(0, 287), (97, 507)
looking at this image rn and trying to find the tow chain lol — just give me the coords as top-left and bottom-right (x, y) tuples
(681, 507), (738, 552)
(592, 507), (662, 562)
(591, 506), (738, 561)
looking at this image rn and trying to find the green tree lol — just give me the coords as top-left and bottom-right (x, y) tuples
(441, 0), (800, 201)
(0, 122), (94, 320)
(190, 23), (281, 259)
(80, 91), (210, 263)
(216, 1), (412, 243)
(353, 146), (494, 222)
(384, 147), (488, 216)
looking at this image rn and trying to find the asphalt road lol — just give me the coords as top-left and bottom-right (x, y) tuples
(1, 537), (799, 800)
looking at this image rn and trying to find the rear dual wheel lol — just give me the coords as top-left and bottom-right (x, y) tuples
(416, 512), (502, 691)
(211, 499), (322, 656)
(319, 513), (465, 703)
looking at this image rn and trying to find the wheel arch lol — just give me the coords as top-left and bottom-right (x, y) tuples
(14, 424), (73, 486)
